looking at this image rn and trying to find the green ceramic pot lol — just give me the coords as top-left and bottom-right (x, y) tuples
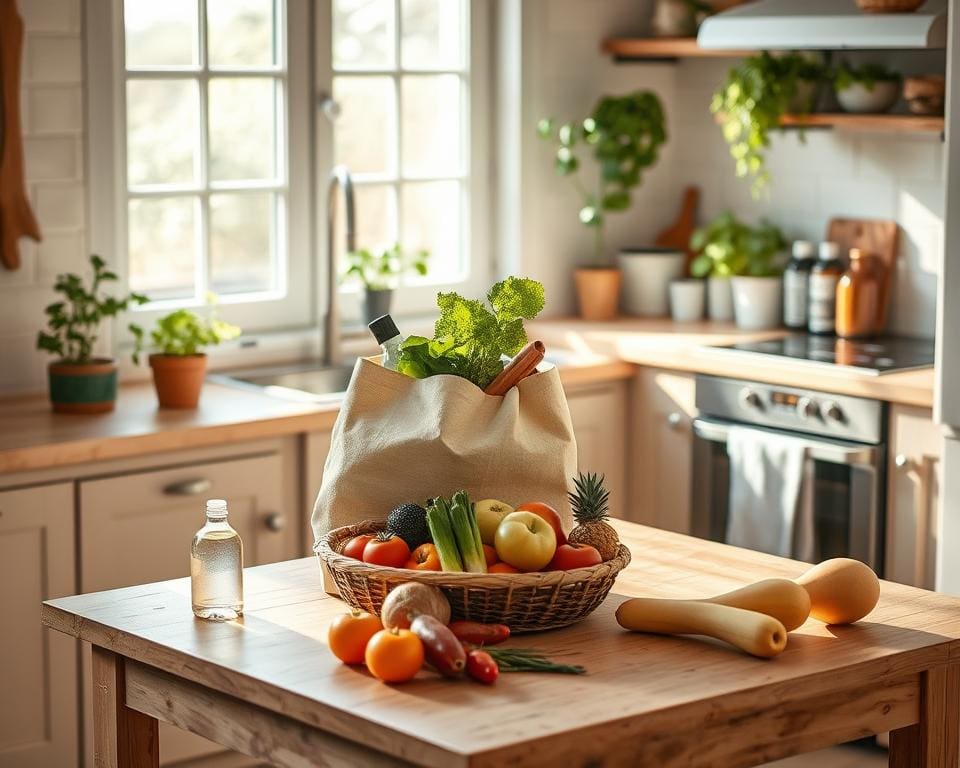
(48, 359), (118, 414)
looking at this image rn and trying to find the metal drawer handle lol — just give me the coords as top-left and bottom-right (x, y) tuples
(667, 411), (682, 429)
(163, 478), (212, 496)
(264, 512), (285, 532)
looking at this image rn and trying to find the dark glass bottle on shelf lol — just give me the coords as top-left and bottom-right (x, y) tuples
(808, 241), (844, 336)
(783, 240), (815, 330)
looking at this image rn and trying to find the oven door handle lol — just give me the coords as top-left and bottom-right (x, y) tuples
(692, 418), (878, 467)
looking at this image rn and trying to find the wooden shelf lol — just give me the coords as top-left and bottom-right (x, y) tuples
(778, 113), (944, 133)
(602, 37), (749, 61)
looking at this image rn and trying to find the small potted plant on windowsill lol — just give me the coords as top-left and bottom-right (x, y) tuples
(833, 61), (901, 114)
(36, 254), (147, 414)
(690, 212), (786, 330)
(133, 303), (240, 409)
(538, 90), (667, 321)
(343, 244), (429, 326)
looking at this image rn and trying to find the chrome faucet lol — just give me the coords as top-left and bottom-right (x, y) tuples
(324, 165), (355, 368)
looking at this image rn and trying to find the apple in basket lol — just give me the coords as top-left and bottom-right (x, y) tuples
(494, 511), (557, 571)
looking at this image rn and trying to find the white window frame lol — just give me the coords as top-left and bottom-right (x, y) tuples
(317, 0), (493, 323)
(87, 0), (313, 341)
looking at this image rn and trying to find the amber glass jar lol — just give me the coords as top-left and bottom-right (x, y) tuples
(836, 249), (881, 339)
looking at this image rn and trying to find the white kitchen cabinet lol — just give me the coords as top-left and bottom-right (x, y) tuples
(79, 451), (294, 767)
(630, 368), (697, 533)
(0, 483), (78, 768)
(886, 405), (943, 589)
(566, 381), (628, 520)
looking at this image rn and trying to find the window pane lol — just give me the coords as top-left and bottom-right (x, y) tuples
(401, 181), (460, 281)
(207, 0), (275, 68)
(124, 0), (198, 68)
(333, 76), (395, 175)
(401, 0), (464, 70)
(334, 185), (396, 269)
(401, 75), (461, 177)
(333, 0), (394, 70)
(210, 193), (275, 294)
(209, 78), (278, 181)
(126, 80), (200, 187)
(128, 197), (198, 299)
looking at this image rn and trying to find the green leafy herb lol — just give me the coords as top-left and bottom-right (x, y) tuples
(36, 254), (148, 364)
(132, 298), (241, 364)
(343, 243), (429, 291)
(834, 61), (900, 93)
(397, 276), (545, 390)
(690, 212), (786, 278)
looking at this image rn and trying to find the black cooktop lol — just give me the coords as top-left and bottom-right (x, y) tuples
(714, 334), (936, 375)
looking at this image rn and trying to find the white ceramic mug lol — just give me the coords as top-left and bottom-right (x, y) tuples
(669, 279), (705, 322)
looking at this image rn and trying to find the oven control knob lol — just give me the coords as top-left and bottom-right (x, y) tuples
(823, 401), (845, 423)
(796, 396), (819, 421)
(738, 388), (762, 410)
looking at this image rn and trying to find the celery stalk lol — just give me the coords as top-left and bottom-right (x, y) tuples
(449, 493), (487, 573)
(426, 499), (463, 572)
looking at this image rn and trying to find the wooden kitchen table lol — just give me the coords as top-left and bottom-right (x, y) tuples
(42, 520), (960, 768)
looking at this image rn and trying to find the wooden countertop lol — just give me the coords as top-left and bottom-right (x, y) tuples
(0, 356), (633, 475)
(533, 318), (936, 408)
(42, 520), (960, 767)
(0, 320), (935, 475)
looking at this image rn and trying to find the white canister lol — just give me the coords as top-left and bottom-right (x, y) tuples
(618, 249), (685, 317)
(731, 276), (784, 330)
(707, 275), (734, 322)
(669, 279), (705, 322)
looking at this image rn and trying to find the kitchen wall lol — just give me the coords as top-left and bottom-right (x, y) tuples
(0, 0), (89, 395)
(514, 3), (944, 338)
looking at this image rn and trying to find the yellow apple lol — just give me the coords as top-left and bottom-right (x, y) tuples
(494, 511), (557, 571)
(474, 499), (514, 545)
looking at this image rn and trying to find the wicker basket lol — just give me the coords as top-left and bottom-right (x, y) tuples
(856, 0), (923, 11)
(316, 520), (632, 632)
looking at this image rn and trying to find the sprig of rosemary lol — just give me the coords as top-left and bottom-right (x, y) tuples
(481, 647), (586, 675)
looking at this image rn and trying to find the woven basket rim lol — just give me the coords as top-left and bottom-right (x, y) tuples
(316, 519), (631, 586)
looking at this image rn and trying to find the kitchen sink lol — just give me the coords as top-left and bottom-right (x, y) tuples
(209, 361), (358, 402)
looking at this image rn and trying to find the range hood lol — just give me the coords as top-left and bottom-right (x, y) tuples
(697, 0), (946, 50)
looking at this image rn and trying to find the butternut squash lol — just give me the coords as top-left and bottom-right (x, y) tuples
(615, 598), (787, 658)
(703, 578), (811, 631)
(794, 558), (880, 625)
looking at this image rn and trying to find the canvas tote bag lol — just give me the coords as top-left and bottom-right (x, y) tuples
(311, 357), (578, 548)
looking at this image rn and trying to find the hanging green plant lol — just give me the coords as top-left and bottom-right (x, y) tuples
(538, 91), (667, 267)
(711, 52), (825, 194)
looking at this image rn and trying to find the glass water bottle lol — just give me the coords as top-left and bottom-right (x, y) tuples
(191, 499), (244, 620)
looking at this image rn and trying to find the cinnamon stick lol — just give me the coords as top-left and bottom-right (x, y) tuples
(484, 340), (546, 396)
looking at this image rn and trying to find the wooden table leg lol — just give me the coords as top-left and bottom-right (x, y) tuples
(92, 646), (159, 768)
(890, 663), (960, 768)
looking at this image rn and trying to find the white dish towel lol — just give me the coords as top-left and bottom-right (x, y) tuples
(726, 425), (815, 560)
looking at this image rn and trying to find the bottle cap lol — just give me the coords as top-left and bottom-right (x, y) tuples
(818, 241), (840, 260)
(368, 315), (400, 345)
(792, 240), (815, 259)
(206, 499), (228, 518)
(849, 248), (863, 260)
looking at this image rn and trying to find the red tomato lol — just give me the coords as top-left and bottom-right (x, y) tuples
(547, 543), (602, 571)
(516, 502), (567, 546)
(405, 543), (441, 571)
(342, 534), (372, 560)
(363, 535), (410, 568)
(482, 544), (498, 568)
(488, 561), (520, 574)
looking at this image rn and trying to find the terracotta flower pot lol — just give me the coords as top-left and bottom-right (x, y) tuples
(48, 358), (118, 414)
(574, 268), (621, 321)
(149, 354), (207, 409)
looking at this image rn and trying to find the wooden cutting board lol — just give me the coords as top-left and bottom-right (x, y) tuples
(826, 217), (899, 331)
(0, 0), (42, 270)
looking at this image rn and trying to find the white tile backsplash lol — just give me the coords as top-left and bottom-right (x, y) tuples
(23, 136), (80, 180)
(27, 85), (83, 134)
(24, 36), (83, 83)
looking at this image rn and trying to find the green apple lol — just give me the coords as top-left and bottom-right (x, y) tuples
(474, 499), (514, 545)
(494, 511), (557, 571)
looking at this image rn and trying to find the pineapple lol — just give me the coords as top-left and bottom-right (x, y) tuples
(566, 472), (620, 561)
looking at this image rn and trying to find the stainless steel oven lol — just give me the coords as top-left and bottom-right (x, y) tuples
(691, 375), (887, 571)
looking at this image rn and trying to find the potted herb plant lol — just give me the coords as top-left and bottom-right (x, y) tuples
(834, 61), (901, 114)
(133, 305), (240, 409)
(538, 90), (667, 321)
(36, 254), (147, 413)
(344, 243), (429, 325)
(690, 212), (786, 329)
(712, 52), (825, 194)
